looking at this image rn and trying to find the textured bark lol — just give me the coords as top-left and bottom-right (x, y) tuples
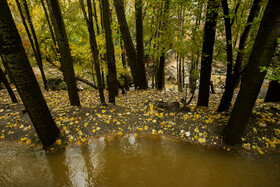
(217, 0), (262, 112)
(135, 0), (147, 89)
(264, 80), (280, 103)
(197, 0), (219, 107)
(46, 0), (80, 106)
(79, 0), (105, 103)
(22, 0), (48, 91)
(113, 0), (139, 88)
(102, 0), (118, 103)
(0, 0), (60, 147)
(0, 63), (17, 103)
(223, 0), (280, 145)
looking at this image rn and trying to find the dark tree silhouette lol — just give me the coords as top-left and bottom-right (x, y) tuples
(46, 0), (80, 106)
(223, 0), (280, 145)
(0, 0), (60, 147)
(197, 0), (219, 107)
(0, 61), (17, 103)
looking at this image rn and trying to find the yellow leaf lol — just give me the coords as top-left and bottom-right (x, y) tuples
(102, 110), (106, 113)
(84, 122), (89, 127)
(169, 113), (175, 116)
(20, 137), (27, 141)
(92, 129), (96, 133)
(75, 120), (79, 124)
(56, 139), (61, 145)
(118, 131), (123, 136)
(106, 120), (110, 124)
(144, 126), (149, 130)
(26, 139), (31, 144)
(138, 127), (143, 131)
(63, 126), (67, 130)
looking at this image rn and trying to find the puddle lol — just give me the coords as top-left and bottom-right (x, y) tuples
(0, 134), (279, 186)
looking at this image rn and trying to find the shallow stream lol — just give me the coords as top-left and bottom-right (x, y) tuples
(0, 134), (279, 186)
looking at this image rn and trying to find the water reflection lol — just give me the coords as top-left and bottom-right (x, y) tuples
(0, 135), (280, 186)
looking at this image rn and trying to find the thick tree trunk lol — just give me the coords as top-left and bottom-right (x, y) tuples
(197, 0), (219, 107)
(0, 0), (60, 147)
(0, 64), (17, 103)
(135, 0), (148, 89)
(113, 0), (139, 88)
(217, 0), (262, 112)
(22, 0), (48, 91)
(46, 0), (80, 106)
(102, 0), (118, 104)
(157, 55), (165, 90)
(264, 80), (280, 103)
(79, 0), (105, 104)
(223, 0), (280, 145)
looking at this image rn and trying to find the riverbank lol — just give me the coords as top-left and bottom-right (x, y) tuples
(0, 88), (279, 155)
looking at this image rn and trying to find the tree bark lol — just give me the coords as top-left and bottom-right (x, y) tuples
(102, 0), (118, 104)
(0, 0), (60, 147)
(22, 0), (48, 91)
(223, 0), (280, 145)
(0, 63), (17, 103)
(135, 0), (148, 89)
(79, 0), (105, 104)
(113, 0), (140, 88)
(197, 0), (219, 107)
(46, 0), (80, 106)
(264, 80), (280, 103)
(217, 0), (262, 112)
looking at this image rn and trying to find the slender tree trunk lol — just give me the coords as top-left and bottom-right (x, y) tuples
(92, 0), (100, 35)
(0, 63), (17, 103)
(217, 0), (233, 112)
(120, 38), (129, 91)
(41, 0), (57, 48)
(135, 0), (148, 89)
(217, 0), (262, 112)
(46, 0), (80, 106)
(0, 0), (60, 147)
(197, 0), (219, 107)
(22, 0), (48, 90)
(79, 0), (105, 104)
(102, 0), (118, 103)
(113, 0), (140, 88)
(264, 80), (280, 102)
(223, 0), (280, 145)
(156, 0), (170, 90)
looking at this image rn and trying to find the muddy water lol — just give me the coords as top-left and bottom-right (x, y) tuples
(0, 134), (280, 186)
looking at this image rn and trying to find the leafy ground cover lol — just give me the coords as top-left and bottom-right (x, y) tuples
(0, 88), (279, 155)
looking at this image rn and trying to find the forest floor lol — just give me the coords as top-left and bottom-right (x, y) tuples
(0, 87), (280, 156)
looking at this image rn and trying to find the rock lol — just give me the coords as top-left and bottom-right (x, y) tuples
(47, 78), (67, 91)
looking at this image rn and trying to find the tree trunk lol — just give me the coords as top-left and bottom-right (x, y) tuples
(156, 0), (170, 90)
(0, 63), (17, 103)
(197, 0), (219, 107)
(217, 0), (262, 112)
(102, 0), (118, 104)
(135, 0), (148, 89)
(79, 0), (105, 104)
(22, 0), (48, 91)
(92, 0), (100, 35)
(113, 0), (139, 88)
(46, 0), (80, 106)
(41, 0), (57, 49)
(264, 80), (280, 102)
(223, 0), (280, 145)
(0, 0), (60, 147)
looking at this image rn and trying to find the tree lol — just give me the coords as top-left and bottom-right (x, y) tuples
(264, 80), (280, 102)
(46, 0), (80, 106)
(102, 0), (118, 104)
(135, 0), (148, 89)
(113, 0), (140, 88)
(0, 0), (60, 147)
(223, 0), (280, 145)
(217, 0), (262, 112)
(15, 0), (48, 90)
(79, 0), (105, 104)
(0, 60), (17, 103)
(197, 0), (219, 107)
(156, 0), (170, 90)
